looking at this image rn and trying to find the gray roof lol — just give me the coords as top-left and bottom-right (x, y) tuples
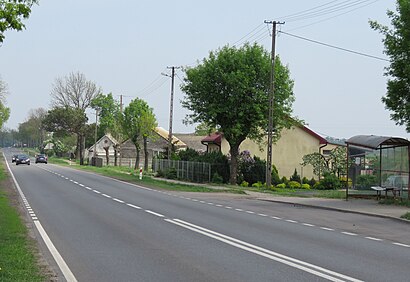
(346, 135), (410, 150)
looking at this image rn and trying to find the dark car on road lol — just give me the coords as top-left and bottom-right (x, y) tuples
(35, 154), (48, 164)
(15, 154), (31, 165)
(12, 154), (18, 163)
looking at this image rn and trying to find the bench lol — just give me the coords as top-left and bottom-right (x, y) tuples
(371, 186), (401, 199)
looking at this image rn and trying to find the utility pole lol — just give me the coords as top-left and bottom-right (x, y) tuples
(162, 66), (181, 159)
(265, 20), (284, 188)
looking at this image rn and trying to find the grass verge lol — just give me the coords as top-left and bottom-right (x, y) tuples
(0, 160), (46, 282)
(48, 158), (245, 194)
(401, 212), (410, 220)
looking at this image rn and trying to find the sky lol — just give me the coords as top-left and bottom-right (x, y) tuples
(0, 0), (408, 140)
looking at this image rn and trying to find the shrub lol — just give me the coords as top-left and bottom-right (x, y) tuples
(240, 181), (249, 187)
(302, 177), (309, 184)
(238, 153), (266, 186)
(281, 176), (288, 185)
(290, 169), (301, 183)
(301, 183), (311, 190)
(276, 183), (286, 189)
(271, 164), (281, 185)
(309, 177), (317, 187)
(356, 174), (377, 189)
(315, 173), (341, 190)
(212, 172), (223, 184)
(166, 167), (177, 179)
(156, 169), (165, 177)
(288, 181), (301, 189)
(252, 181), (263, 188)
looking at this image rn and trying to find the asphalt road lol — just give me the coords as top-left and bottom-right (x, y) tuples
(4, 149), (410, 282)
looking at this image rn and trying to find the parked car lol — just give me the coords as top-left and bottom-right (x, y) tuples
(15, 154), (30, 165)
(11, 154), (18, 163)
(35, 154), (48, 164)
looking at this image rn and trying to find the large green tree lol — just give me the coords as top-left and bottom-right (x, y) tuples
(181, 43), (297, 184)
(42, 107), (88, 164)
(0, 0), (38, 43)
(370, 0), (410, 132)
(122, 98), (157, 170)
(0, 76), (10, 128)
(91, 93), (123, 166)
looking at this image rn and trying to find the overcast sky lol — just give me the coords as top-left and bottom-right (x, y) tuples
(0, 0), (408, 139)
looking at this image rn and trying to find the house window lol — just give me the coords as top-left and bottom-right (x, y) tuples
(323, 150), (331, 155)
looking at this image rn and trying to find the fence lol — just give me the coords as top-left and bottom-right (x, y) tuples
(152, 159), (212, 183)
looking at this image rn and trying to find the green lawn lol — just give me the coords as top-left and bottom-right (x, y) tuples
(0, 161), (46, 282)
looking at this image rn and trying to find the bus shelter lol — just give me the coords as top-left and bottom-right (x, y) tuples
(345, 135), (410, 200)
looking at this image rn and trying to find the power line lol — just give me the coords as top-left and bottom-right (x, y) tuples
(286, 0), (379, 32)
(279, 31), (389, 62)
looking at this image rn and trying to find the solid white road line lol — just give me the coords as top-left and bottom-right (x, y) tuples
(3, 154), (77, 282)
(166, 219), (363, 282)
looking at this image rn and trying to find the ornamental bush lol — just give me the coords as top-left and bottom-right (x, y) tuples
(276, 183), (286, 189)
(315, 173), (341, 190)
(288, 181), (301, 189)
(301, 183), (311, 190)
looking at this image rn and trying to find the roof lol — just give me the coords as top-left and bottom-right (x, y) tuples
(201, 132), (222, 146)
(174, 134), (207, 152)
(155, 127), (187, 148)
(300, 125), (328, 145)
(346, 135), (410, 150)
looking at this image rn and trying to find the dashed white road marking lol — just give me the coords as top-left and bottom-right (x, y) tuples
(113, 198), (125, 203)
(102, 194), (112, 198)
(393, 243), (410, 248)
(342, 232), (357, 236)
(93, 190), (101, 194)
(320, 227), (335, 231)
(145, 210), (165, 217)
(235, 208), (244, 211)
(286, 219), (298, 223)
(365, 237), (383, 242)
(302, 223), (315, 227)
(127, 204), (142, 209)
(271, 216), (282, 220)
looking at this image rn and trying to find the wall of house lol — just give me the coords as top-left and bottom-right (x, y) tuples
(220, 127), (328, 180)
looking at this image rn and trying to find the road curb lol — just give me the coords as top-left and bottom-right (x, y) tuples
(257, 198), (410, 224)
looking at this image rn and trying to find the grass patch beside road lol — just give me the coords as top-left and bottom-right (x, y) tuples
(48, 159), (245, 194)
(401, 212), (410, 220)
(0, 161), (46, 282)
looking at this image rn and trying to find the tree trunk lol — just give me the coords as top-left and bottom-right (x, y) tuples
(113, 144), (118, 166)
(104, 146), (110, 165)
(143, 136), (149, 172)
(79, 134), (84, 165)
(135, 149), (140, 170)
(229, 143), (240, 185)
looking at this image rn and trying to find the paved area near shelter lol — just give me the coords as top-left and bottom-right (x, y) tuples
(246, 191), (410, 222)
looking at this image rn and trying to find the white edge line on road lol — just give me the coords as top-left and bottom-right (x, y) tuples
(3, 153), (78, 282)
(166, 219), (363, 282)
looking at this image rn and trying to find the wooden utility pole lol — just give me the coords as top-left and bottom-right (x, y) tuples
(265, 20), (284, 188)
(162, 66), (181, 159)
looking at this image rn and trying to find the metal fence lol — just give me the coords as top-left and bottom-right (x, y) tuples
(152, 159), (211, 183)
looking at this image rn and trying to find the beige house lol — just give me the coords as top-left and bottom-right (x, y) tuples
(86, 127), (187, 168)
(201, 125), (341, 180)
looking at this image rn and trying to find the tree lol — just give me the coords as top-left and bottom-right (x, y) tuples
(370, 1), (410, 132)
(181, 43), (297, 184)
(0, 76), (10, 128)
(122, 98), (157, 170)
(0, 0), (38, 43)
(42, 107), (88, 164)
(140, 109), (158, 171)
(91, 93), (123, 166)
(301, 152), (329, 179)
(50, 71), (101, 163)
(194, 122), (217, 136)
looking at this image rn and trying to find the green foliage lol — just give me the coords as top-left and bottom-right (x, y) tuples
(370, 1), (410, 131)
(194, 122), (217, 136)
(356, 174), (377, 189)
(211, 172), (223, 184)
(271, 164), (281, 185)
(315, 173), (342, 190)
(401, 212), (410, 220)
(181, 43), (297, 183)
(43, 107), (88, 136)
(290, 168), (301, 182)
(91, 93), (122, 137)
(178, 148), (201, 161)
(238, 151), (266, 186)
(251, 181), (263, 188)
(309, 177), (317, 187)
(281, 176), (288, 185)
(301, 152), (329, 178)
(0, 0), (38, 43)
(302, 177), (309, 184)
(240, 180), (249, 187)
(276, 183), (286, 189)
(301, 183), (311, 190)
(165, 167), (177, 179)
(288, 181), (301, 189)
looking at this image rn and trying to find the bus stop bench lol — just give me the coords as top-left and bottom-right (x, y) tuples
(371, 186), (401, 199)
